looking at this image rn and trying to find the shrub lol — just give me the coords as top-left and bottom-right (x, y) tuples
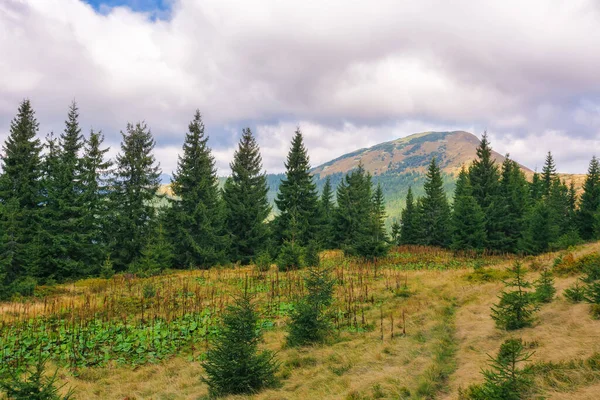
(0, 357), (74, 400)
(564, 280), (586, 303)
(202, 293), (279, 397)
(10, 276), (37, 298)
(491, 262), (537, 330)
(533, 269), (555, 303)
(287, 266), (335, 347)
(277, 242), (303, 271)
(460, 339), (534, 400)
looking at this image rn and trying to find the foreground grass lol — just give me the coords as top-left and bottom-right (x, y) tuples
(2, 243), (600, 399)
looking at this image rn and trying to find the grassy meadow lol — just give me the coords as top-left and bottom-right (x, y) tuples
(2, 244), (600, 399)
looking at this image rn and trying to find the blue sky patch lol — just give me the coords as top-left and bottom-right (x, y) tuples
(83, 0), (172, 18)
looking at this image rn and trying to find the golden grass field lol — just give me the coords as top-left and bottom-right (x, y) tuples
(2, 244), (600, 400)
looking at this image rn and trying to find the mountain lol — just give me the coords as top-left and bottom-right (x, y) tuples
(264, 131), (532, 223)
(311, 131), (531, 178)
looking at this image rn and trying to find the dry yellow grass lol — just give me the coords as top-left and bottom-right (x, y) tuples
(3, 244), (600, 399)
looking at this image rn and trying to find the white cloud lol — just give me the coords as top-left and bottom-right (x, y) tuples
(1, 0), (600, 175)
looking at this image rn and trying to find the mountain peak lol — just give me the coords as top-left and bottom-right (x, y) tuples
(312, 130), (531, 178)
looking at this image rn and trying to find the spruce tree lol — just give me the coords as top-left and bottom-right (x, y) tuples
(418, 158), (451, 247)
(130, 223), (174, 277)
(390, 221), (401, 245)
(468, 132), (501, 248)
(81, 129), (113, 271)
(399, 186), (419, 245)
(521, 201), (558, 254)
(202, 293), (279, 397)
(491, 262), (537, 330)
(451, 168), (486, 251)
(273, 129), (319, 249)
(530, 171), (543, 202)
(541, 151), (557, 196)
(0, 100), (43, 287)
(168, 111), (228, 268)
(39, 102), (88, 280)
(223, 128), (270, 264)
(316, 176), (336, 249)
(334, 164), (375, 256)
(495, 157), (529, 253)
(287, 266), (335, 346)
(534, 268), (556, 303)
(578, 156), (600, 240)
(368, 183), (389, 256)
(463, 339), (534, 400)
(546, 178), (572, 237)
(109, 122), (161, 270)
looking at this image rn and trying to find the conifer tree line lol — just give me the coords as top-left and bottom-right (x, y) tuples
(394, 132), (597, 254)
(0, 100), (387, 298)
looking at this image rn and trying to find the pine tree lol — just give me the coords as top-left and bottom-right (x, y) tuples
(491, 262), (537, 330)
(109, 122), (161, 270)
(578, 156), (600, 240)
(202, 293), (279, 397)
(316, 176), (335, 249)
(418, 158), (451, 247)
(541, 151), (557, 196)
(168, 111), (228, 268)
(273, 129), (319, 249)
(223, 128), (270, 264)
(451, 168), (486, 251)
(80, 129), (113, 271)
(399, 186), (419, 245)
(546, 178), (572, 237)
(39, 102), (88, 280)
(0, 100), (43, 287)
(468, 132), (501, 248)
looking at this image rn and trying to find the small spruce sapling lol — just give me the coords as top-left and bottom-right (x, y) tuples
(202, 293), (279, 397)
(461, 338), (534, 400)
(0, 357), (75, 400)
(287, 266), (335, 346)
(491, 262), (537, 330)
(533, 269), (556, 303)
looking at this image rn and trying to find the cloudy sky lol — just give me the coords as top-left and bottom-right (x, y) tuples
(1, 0), (600, 176)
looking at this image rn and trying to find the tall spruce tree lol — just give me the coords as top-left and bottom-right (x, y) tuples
(81, 129), (113, 271)
(451, 167), (486, 251)
(541, 151), (557, 196)
(495, 157), (530, 253)
(578, 156), (600, 240)
(317, 176), (336, 249)
(168, 111), (228, 268)
(418, 157), (451, 247)
(334, 164), (374, 256)
(110, 122), (161, 270)
(273, 129), (319, 249)
(399, 186), (419, 245)
(223, 128), (271, 265)
(0, 100), (43, 287)
(39, 102), (88, 280)
(468, 132), (501, 248)
(530, 171), (543, 202)
(368, 183), (389, 256)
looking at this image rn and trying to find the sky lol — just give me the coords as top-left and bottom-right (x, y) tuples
(1, 0), (600, 177)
